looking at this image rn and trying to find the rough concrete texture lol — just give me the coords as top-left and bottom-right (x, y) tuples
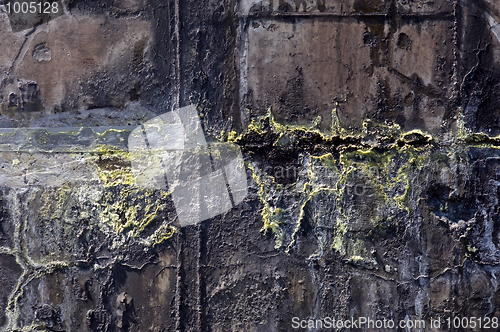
(241, 0), (455, 133)
(1, 0), (500, 331)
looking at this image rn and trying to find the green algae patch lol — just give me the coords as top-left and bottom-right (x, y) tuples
(146, 223), (178, 247)
(90, 145), (134, 186)
(232, 110), (436, 260)
(98, 188), (176, 248)
(456, 110), (500, 146)
(399, 129), (433, 145)
(99, 169), (135, 186)
(87, 145), (176, 243)
(228, 108), (359, 148)
(98, 186), (173, 239)
(331, 106), (348, 136)
(247, 162), (286, 248)
(338, 146), (419, 214)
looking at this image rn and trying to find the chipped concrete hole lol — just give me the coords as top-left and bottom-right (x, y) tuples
(1, 0), (500, 331)
(32, 44), (52, 62)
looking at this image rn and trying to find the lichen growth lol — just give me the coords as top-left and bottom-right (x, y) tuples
(2, 140), (180, 330)
(145, 223), (178, 247)
(87, 145), (176, 242)
(247, 162), (286, 249)
(226, 108), (436, 264)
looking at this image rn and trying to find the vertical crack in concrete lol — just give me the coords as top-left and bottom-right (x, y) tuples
(174, 232), (182, 331)
(3, 188), (69, 331)
(173, 0), (181, 110)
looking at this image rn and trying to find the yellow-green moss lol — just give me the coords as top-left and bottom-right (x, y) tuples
(231, 109), (435, 257)
(86, 145), (176, 243)
(146, 223), (178, 247)
(247, 162), (286, 248)
(467, 244), (478, 253)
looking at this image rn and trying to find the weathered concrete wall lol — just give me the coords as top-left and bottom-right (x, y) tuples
(239, 0), (455, 133)
(1, 0), (500, 331)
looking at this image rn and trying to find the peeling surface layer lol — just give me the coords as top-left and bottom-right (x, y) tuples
(1, 1), (500, 331)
